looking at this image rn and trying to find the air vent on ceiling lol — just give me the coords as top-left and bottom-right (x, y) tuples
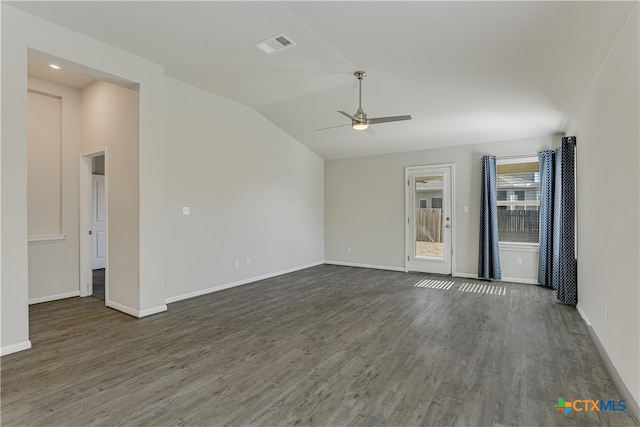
(254, 33), (296, 55)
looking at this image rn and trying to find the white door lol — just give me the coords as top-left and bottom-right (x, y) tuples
(406, 165), (454, 274)
(91, 174), (106, 269)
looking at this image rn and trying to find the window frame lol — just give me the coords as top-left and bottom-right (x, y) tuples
(496, 155), (540, 252)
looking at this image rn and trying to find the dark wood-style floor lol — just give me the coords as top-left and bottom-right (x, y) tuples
(2, 265), (636, 426)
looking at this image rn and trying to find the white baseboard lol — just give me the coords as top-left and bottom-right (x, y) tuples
(577, 303), (640, 423)
(106, 300), (140, 318)
(500, 276), (539, 285)
(105, 300), (168, 318)
(453, 272), (477, 279)
(324, 260), (405, 272)
(139, 304), (167, 317)
(29, 290), (80, 305)
(165, 261), (325, 304)
(1, 340), (32, 356)
(576, 303), (591, 326)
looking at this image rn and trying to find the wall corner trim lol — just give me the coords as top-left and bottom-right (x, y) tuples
(1, 340), (33, 356)
(577, 304), (640, 423)
(106, 300), (141, 318)
(106, 301), (167, 318)
(139, 305), (168, 318)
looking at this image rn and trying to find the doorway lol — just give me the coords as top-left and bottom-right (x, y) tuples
(80, 150), (108, 301)
(406, 164), (455, 274)
(91, 156), (106, 300)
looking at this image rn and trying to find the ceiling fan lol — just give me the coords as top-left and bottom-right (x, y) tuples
(317, 71), (412, 133)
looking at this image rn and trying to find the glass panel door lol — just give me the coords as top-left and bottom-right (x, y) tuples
(414, 174), (444, 260)
(406, 165), (453, 275)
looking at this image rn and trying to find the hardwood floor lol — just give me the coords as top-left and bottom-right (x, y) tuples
(2, 265), (636, 426)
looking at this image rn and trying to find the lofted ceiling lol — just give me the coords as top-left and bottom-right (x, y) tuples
(10, 1), (636, 159)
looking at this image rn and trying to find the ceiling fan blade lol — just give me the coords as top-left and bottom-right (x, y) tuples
(368, 115), (412, 124)
(337, 110), (356, 120)
(365, 125), (378, 136)
(315, 123), (351, 131)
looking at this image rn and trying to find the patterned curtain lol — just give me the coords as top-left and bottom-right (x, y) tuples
(537, 137), (577, 305)
(478, 155), (501, 279)
(557, 136), (577, 305)
(538, 149), (556, 288)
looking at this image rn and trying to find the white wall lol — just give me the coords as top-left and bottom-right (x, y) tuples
(164, 77), (324, 302)
(2, 6), (31, 354)
(81, 81), (140, 311)
(325, 135), (558, 280)
(27, 78), (81, 303)
(567, 6), (639, 407)
(1, 4), (166, 354)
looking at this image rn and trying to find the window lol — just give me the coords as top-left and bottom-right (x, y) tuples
(431, 197), (443, 209)
(419, 199), (428, 209)
(496, 158), (539, 244)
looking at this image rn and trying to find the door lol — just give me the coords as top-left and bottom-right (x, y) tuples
(91, 174), (106, 269)
(406, 164), (454, 274)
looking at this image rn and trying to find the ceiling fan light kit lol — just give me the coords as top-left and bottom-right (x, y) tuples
(317, 70), (412, 133)
(352, 107), (369, 130)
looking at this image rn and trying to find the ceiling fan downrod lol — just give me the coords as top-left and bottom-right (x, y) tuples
(353, 71), (368, 129)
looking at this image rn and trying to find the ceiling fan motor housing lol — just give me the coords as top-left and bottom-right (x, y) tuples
(353, 107), (368, 124)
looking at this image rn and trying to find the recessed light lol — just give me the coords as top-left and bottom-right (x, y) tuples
(49, 64), (61, 70)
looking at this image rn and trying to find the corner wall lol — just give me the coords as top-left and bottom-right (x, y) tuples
(567, 5), (640, 409)
(81, 81), (140, 311)
(324, 135), (558, 279)
(1, 4), (166, 354)
(163, 77), (324, 302)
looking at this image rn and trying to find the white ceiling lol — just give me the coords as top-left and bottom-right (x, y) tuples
(11, 1), (636, 159)
(28, 58), (97, 90)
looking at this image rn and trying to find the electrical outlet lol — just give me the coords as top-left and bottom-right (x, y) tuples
(516, 257), (523, 266)
(347, 247), (352, 253)
(246, 258), (251, 266)
(235, 260), (239, 268)
(182, 206), (190, 215)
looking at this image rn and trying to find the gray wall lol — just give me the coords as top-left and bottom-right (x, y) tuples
(567, 7), (639, 406)
(325, 135), (558, 280)
(81, 80), (141, 311)
(163, 77), (324, 301)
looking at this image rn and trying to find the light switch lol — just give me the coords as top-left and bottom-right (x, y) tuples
(463, 206), (469, 214)
(182, 206), (190, 215)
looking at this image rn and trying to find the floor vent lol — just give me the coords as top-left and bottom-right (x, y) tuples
(254, 33), (296, 55)
(459, 282), (506, 296)
(414, 279), (455, 290)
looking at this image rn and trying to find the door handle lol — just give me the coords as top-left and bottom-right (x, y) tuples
(445, 224), (451, 229)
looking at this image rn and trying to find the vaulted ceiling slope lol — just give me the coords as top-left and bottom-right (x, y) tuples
(10, 1), (636, 159)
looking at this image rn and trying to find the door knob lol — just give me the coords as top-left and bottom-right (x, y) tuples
(445, 224), (451, 229)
